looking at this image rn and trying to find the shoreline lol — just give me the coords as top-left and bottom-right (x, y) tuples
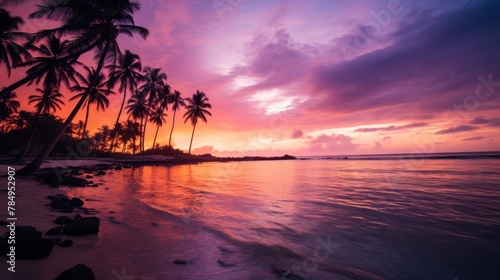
(0, 156), (297, 279)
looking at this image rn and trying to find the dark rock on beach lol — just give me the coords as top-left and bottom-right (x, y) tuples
(46, 226), (63, 236)
(70, 197), (85, 207)
(0, 226), (54, 259)
(55, 264), (96, 280)
(49, 198), (75, 213)
(59, 239), (74, 248)
(63, 215), (100, 236)
(55, 216), (73, 225)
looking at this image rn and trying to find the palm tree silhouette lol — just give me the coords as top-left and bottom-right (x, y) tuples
(70, 67), (114, 139)
(138, 67), (167, 151)
(107, 50), (143, 151)
(19, 0), (148, 175)
(0, 8), (31, 76)
(74, 120), (85, 139)
(18, 35), (80, 159)
(0, 90), (19, 122)
(121, 120), (140, 154)
(126, 91), (148, 153)
(28, 88), (65, 114)
(149, 106), (167, 149)
(184, 90), (212, 154)
(168, 90), (186, 147)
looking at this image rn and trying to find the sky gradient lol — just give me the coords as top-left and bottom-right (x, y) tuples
(2, 0), (500, 156)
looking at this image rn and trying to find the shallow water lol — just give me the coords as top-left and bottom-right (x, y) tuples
(66, 156), (500, 279)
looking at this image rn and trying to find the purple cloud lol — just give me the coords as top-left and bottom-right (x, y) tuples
(354, 122), (428, 133)
(470, 117), (500, 127)
(462, 136), (484, 141)
(435, 125), (478, 135)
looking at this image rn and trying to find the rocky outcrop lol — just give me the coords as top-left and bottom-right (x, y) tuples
(55, 264), (96, 280)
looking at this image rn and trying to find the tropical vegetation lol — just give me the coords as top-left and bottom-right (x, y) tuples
(0, 0), (213, 175)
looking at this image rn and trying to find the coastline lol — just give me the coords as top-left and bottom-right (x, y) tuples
(0, 162), (137, 280)
(0, 156), (298, 279)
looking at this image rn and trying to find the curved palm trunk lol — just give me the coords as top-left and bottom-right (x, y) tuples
(17, 109), (41, 160)
(139, 117), (144, 154)
(142, 103), (152, 151)
(108, 86), (127, 152)
(188, 121), (197, 154)
(0, 41), (100, 96)
(152, 124), (160, 149)
(18, 42), (111, 176)
(82, 102), (90, 139)
(168, 108), (177, 147)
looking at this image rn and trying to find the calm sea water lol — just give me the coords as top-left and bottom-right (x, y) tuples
(66, 154), (500, 280)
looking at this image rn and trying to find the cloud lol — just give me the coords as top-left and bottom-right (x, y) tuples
(291, 129), (303, 139)
(435, 125), (478, 135)
(374, 141), (382, 150)
(191, 145), (214, 155)
(311, 0), (500, 115)
(470, 117), (500, 127)
(354, 122), (428, 133)
(382, 136), (392, 141)
(307, 133), (359, 152)
(462, 136), (484, 141)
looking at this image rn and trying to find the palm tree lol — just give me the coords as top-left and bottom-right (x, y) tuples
(70, 67), (114, 139)
(28, 88), (65, 114)
(0, 8), (31, 76)
(183, 90), (212, 154)
(0, 0), (149, 100)
(0, 90), (19, 121)
(149, 106), (167, 149)
(168, 90), (186, 147)
(18, 88), (65, 158)
(17, 35), (81, 159)
(126, 90), (148, 153)
(121, 120), (140, 154)
(75, 120), (85, 138)
(19, 0), (148, 175)
(138, 67), (167, 151)
(107, 50), (142, 151)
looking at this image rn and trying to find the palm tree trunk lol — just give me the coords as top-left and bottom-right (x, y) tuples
(17, 107), (42, 160)
(18, 42), (111, 176)
(139, 117), (144, 154)
(0, 41), (100, 97)
(152, 124), (160, 149)
(82, 102), (90, 139)
(142, 103), (152, 151)
(168, 109), (177, 147)
(109, 85), (127, 152)
(188, 122), (197, 154)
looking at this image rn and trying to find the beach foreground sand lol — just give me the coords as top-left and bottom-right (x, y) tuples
(0, 162), (143, 280)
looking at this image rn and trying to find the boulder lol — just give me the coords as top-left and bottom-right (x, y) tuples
(49, 199), (75, 213)
(54, 216), (73, 225)
(70, 197), (85, 207)
(46, 226), (63, 235)
(55, 264), (96, 280)
(63, 216), (100, 236)
(60, 239), (74, 248)
(0, 226), (54, 259)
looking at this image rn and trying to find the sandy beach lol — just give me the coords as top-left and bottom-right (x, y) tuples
(0, 160), (147, 280)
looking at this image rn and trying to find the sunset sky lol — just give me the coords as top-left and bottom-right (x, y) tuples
(2, 0), (500, 156)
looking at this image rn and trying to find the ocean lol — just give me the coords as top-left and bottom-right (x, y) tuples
(65, 152), (500, 280)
